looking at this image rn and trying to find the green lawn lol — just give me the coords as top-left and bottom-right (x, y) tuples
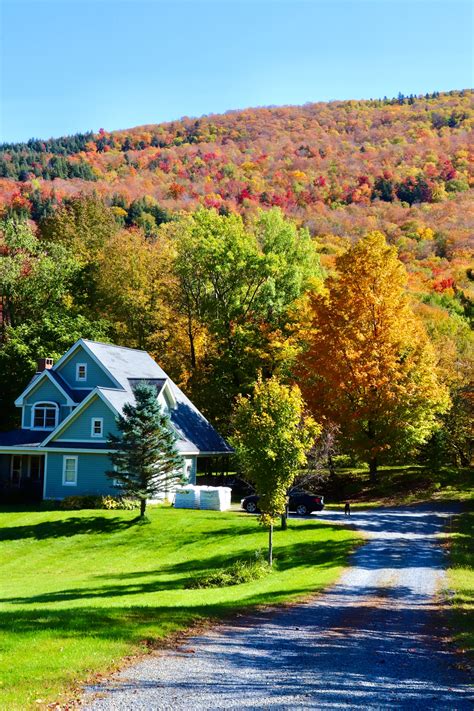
(447, 508), (474, 666)
(0, 505), (360, 710)
(323, 465), (473, 508)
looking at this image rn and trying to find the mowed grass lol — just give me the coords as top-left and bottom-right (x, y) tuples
(447, 508), (474, 663)
(324, 465), (473, 508)
(0, 506), (360, 709)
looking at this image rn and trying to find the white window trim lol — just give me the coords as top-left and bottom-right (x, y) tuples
(91, 417), (104, 438)
(76, 363), (87, 382)
(62, 455), (78, 486)
(31, 402), (59, 431)
(11, 455), (22, 485)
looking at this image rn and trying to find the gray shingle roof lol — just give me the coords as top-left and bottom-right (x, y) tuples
(83, 340), (167, 388)
(78, 341), (233, 455)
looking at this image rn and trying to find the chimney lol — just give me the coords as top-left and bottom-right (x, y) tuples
(37, 357), (54, 373)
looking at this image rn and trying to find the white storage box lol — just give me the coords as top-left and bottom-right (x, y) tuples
(200, 486), (232, 511)
(174, 485), (200, 509)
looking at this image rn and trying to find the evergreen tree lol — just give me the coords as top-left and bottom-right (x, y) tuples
(107, 383), (184, 517)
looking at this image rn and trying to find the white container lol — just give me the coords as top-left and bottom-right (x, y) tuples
(174, 485), (200, 509)
(200, 486), (232, 511)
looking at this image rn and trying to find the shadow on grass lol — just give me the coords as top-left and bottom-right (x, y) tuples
(0, 514), (141, 541)
(3, 586), (472, 710)
(0, 538), (356, 606)
(0, 509), (345, 543)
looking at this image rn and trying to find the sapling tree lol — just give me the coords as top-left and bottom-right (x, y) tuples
(231, 376), (319, 565)
(107, 382), (184, 517)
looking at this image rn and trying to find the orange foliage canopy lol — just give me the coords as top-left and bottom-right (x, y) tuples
(299, 232), (450, 477)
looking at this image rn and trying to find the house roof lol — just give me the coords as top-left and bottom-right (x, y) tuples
(0, 430), (43, 447)
(83, 341), (233, 455)
(127, 378), (167, 395)
(82, 340), (168, 389)
(47, 441), (111, 450)
(6, 339), (232, 457)
(49, 371), (89, 403)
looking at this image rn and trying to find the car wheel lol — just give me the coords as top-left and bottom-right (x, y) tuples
(296, 504), (308, 516)
(245, 501), (257, 513)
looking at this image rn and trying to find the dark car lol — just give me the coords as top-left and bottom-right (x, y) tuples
(241, 491), (324, 515)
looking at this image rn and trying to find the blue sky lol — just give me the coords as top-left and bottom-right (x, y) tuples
(1, 0), (472, 142)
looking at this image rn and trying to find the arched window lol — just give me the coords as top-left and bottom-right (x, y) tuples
(32, 402), (59, 430)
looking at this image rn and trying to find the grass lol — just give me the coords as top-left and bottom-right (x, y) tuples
(0, 505), (360, 710)
(323, 465), (473, 509)
(447, 507), (474, 666)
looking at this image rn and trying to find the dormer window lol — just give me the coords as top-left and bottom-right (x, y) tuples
(76, 363), (87, 382)
(32, 402), (58, 430)
(91, 418), (103, 438)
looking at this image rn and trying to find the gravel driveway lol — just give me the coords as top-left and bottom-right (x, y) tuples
(83, 504), (473, 710)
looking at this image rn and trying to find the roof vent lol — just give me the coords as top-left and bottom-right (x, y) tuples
(37, 357), (54, 373)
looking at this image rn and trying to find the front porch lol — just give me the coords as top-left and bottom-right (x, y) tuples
(0, 453), (45, 502)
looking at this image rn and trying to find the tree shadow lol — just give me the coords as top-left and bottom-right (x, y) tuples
(2, 585), (471, 709)
(0, 538), (356, 606)
(0, 514), (139, 541)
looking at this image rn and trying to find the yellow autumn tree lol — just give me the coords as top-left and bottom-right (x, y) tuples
(93, 228), (189, 376)
(299, 231), (450, 481)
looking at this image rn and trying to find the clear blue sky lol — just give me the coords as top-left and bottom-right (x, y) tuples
(1, 0), (472, 142)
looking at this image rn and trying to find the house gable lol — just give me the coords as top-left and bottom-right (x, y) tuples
(16, 372), (73, 430)
(48, 393), (119, 443)
(54, 343), (117, 390)
(23, 376), (69, 408)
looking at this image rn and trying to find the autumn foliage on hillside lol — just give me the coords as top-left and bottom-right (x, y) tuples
(0, 91), (472, 305)
(0, 91), (472, 468)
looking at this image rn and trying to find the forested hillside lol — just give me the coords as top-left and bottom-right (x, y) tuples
(1, 91), (473, 294)
(0, 90), (472, 468)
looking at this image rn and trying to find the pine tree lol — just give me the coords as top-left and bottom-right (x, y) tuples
(106, 383), (184, 517)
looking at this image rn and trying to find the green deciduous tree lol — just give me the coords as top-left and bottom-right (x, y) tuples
(0, 218), (78, 334)
(162, 207), (322, 429)
(231, 376), (319, 564)
(107, 383), (184, 517)
(39, 193), (120, 263)
(0, 313), (110, 430)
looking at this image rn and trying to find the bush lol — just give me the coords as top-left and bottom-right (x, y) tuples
(187, 552), (271, 589)
(58, 495), (139, 510)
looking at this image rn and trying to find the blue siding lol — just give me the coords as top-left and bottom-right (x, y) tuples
(45, 452), (117, 499)
(24, 377), (68, 406)
(23, 404), (71, 429)
(23, 378), (70, 428)
(53, 396), (118, 442)
(56, 347), (116, 390)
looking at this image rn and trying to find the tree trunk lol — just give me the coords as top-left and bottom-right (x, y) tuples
(140, 498), (147, 518)
(367, 420), (377, 484)
(268, 523), (273, 567)
(327, 452), (336, 478)
(280, 503), (289, 530)
(187, 313), (196, 369)
(369, 457), (378, 484)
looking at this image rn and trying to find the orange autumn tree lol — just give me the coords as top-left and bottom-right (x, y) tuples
(299, 231), (450, 481)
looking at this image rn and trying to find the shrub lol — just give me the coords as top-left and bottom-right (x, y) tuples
(58, 495), (101, 510)
(100, 495), (138, 510)
(187, 552), (271, 589)
(58, 495), (139, 510)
